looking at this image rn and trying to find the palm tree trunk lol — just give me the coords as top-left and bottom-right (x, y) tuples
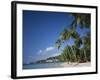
(83, 49), (87, 62)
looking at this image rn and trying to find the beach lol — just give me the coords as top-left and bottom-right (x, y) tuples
(23, 62), (91, 69)
(60, 62), (91, 67)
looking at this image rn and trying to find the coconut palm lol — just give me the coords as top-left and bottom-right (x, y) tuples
(82, 32), (91, 62)
(56, 13), (91, 63)
(61, 46), (71, 63)
(71, 13), (90, 29)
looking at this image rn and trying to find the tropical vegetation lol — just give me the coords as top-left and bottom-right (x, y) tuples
(56, 13), (91, 63)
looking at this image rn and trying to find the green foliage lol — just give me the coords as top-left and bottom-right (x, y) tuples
(60, 28), (71, 40)
(56, 39), (62, 49)
(71, 28), (79, 39)
(56, 13), (91, 63)
(71, 13), (91, 29)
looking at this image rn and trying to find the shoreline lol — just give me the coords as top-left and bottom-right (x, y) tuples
(60, 62), (91, 67)
(23, 62), (91, 69)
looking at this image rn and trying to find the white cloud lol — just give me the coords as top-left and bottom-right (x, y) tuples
(37, 46), (55, 55)
(38, 50), (42, 54)
(45, 46), (55, 52)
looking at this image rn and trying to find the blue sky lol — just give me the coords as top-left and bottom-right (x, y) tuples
(23, 10), (90, 64)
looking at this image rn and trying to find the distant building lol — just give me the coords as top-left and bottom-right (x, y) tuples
(46, 60), (53, 62)
(46, 59), (59, 63)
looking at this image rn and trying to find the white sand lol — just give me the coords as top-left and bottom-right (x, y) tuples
(60, 62), (91, 67)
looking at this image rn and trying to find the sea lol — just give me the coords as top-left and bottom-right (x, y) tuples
(23, 62), (64, 69)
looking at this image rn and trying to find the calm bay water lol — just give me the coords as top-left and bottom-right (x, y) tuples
(23, 62), (64, 69)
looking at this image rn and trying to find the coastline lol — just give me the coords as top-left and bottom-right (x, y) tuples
(23, 62), (91, 69)
(60, 62), (91, 67)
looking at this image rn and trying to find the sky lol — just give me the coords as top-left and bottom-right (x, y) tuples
(23, 10), (90, 64)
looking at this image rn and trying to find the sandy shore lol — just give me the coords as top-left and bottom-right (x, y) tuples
(60, 62), (91, 67)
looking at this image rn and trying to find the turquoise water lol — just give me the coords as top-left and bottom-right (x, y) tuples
(23, 62), (64, 69)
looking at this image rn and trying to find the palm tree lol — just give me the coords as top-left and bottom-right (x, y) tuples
(71, 45), (78, 62)
(56, 13), (91, 63)
(62, 46), (71, 63)
(82, 32), (91, 62)
(71, 13), (90, 29)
